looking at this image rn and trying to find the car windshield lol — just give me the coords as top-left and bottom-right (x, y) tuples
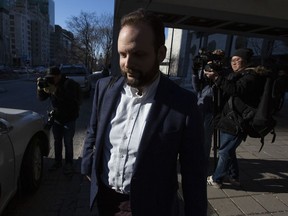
(61, 67), (87, 75)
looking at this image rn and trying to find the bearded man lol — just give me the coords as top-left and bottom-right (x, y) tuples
(81, 8), (207, 216)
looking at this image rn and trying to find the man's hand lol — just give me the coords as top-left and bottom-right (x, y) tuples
(36, 77), (43, 91)
(204, 69), (219, 81)
(43, 84), (56, 94)
(202, 60), (219, 81)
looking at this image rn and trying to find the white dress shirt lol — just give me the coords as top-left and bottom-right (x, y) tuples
(101, 75), (160, 194)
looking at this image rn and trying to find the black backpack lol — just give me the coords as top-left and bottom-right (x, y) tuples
(228, 68), (277, 151)
(248, 74), (277, 151)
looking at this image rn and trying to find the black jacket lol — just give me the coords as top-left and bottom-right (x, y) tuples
(215, 69), (266, 135)
(37, 76), (81, 123)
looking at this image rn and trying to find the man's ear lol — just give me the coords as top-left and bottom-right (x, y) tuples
(157, 45), (167, 64)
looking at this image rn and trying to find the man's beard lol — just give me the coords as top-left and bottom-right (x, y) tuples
(121, 60), (159, 88)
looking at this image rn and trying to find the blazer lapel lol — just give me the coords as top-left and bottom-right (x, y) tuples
(101, 79), (123, 121)
(96, 77), (124, 145)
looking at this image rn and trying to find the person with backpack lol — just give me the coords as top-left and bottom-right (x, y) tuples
(204, 48), (267, 188)
(37, 66), (81, 174)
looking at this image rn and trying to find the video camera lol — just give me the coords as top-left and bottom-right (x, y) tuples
(38, 77), (54, 89)
(192, 49), (225, 80)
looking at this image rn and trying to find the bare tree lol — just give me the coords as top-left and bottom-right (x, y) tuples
(98, 13), (113, 68)
(65, 11), (114, 71)
(67, 11), (101, 71)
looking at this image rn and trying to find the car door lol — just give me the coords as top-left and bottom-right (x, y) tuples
(0, 119), (15, 208)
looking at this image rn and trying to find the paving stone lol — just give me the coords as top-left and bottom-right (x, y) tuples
(275, 193), (288, 206)
(253, 194), (288, 212)
(232, 196), (267, 215)
(222, 187), (248, 197)
(272, 211), (288, 216)
(207, 186), (228, 199)
(209, 198), (243, 216)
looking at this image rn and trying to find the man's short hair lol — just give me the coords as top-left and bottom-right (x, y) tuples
(120, 8), (165, 51)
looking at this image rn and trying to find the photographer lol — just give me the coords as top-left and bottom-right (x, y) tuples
(37, 66), (81, 174)
(205, 48), (266, 188)
(192, 49), (228, 163)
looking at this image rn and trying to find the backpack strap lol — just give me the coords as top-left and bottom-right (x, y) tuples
(270, 128), (276, 143)
(227, 96), (245, 133)
(257, 120), (276, 152)
(259, 137), (265, 152)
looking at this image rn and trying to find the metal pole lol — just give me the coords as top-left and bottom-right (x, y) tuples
(168, 28), (174, 77)
(213, 87), (221, 170)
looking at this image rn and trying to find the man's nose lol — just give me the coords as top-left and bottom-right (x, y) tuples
(124, 55), (134, 69)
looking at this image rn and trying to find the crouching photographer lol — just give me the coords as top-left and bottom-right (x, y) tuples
(37, 66), (81, 174)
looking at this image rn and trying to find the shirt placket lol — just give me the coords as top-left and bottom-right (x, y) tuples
(115, 97), (141, 192)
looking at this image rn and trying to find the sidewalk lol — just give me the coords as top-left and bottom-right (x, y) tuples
(207, 95), (288, 216)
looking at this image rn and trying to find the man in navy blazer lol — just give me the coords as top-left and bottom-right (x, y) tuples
(81, 8), (207, 216)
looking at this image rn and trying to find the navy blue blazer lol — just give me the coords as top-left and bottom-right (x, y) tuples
(81, 73), (207, 216)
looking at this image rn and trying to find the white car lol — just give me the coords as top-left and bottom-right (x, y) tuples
(88, 70), (105, 89)
(88, 68), (111, 89)
(0, 108), (50, 214)
(60, 64), (92, 97)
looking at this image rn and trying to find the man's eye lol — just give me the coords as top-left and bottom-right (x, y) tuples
(119, 53), (127, 58)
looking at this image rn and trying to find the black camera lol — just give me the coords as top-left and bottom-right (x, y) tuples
(193, 49), (225, 80)
(204, 54), (224, 71)
(38, 77), (54, 89)
(192, 49), (225, 84)
(45, 110), (56, 130)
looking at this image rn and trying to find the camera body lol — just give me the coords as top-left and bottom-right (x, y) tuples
(38, 77), (54, 89)
(192, 49), (225, 86)
(193, 49), (224, 72)
(204, 53), (224, 71)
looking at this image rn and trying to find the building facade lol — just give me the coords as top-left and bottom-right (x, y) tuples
(163, 28), (288, 84)
(0, 0), (73, 67)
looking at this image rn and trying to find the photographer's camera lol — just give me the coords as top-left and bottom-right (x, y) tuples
(38, 77), (54, 89)
(193, 49), (224, 70)
(192, 49), (225, 80)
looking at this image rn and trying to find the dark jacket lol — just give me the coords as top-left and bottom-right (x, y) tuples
(191, 74), (215, 114)
(81, 74), (207, 216)
(192, 67), (230, 116)
(37, 76), (81, 123)
(215, 68), (266, 135)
